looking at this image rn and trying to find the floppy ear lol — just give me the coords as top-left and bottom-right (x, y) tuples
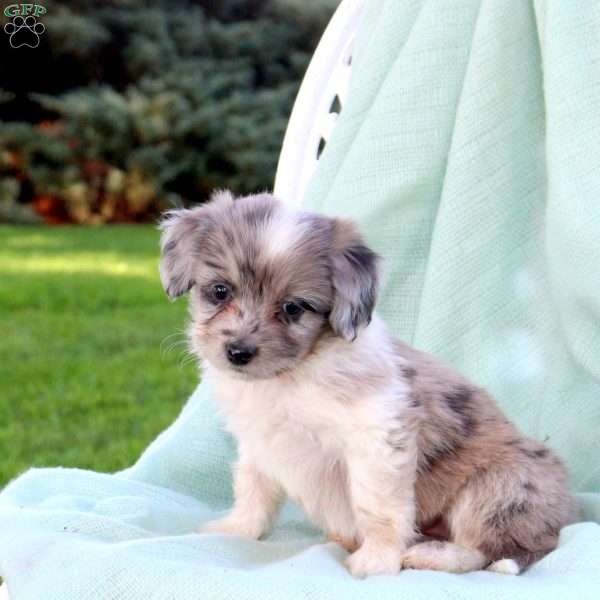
(159, 207), (204, 299)
(159, 190), (234, 299)
(329, 219), (380, 341)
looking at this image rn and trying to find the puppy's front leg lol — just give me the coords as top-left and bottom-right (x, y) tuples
(345, 435), (417, 578)
(201, 458), (282, 540)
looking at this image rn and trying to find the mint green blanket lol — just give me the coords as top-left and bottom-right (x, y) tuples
(1, 1), (600, 598)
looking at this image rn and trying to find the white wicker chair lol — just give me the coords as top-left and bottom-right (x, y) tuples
(274, 0), (365, 205)
(0, 3), (366, 598)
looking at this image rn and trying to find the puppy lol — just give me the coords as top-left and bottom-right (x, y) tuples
(159, 191), (576, 577)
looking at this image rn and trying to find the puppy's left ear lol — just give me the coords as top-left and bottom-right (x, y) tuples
(159, 207), (206, 299)
(329, 219), (380, 341)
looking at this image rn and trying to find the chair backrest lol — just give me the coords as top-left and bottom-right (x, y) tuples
(273, 0), (366, 206)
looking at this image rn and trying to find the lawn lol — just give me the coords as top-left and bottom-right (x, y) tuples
(0, 225), (198, 487)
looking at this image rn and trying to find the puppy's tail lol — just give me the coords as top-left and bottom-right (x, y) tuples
(487, 548), (552, 575)
(486, 558), (521, 575)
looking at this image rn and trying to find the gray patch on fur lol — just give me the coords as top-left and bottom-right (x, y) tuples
(400, 365), (418, 380)
(486, 501), (532, 532)
(443, 385), (476, 437)
(407, 393), (421, 408)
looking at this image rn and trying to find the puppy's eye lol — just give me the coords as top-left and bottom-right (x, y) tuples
(212, 284), (231, 303)
(282, 301), (304, 321)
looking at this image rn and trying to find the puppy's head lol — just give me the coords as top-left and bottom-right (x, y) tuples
(159, 191), (379, 379)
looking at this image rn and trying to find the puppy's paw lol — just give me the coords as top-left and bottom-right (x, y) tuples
(402, 541), (488, 573)
(200, 516), (263, 540)
(346, 543), (403, 578)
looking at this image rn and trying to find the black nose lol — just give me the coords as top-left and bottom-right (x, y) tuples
(226, 344), (257, 366)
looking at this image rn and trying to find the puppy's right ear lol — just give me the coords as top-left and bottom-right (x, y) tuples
(159, 207), (205, 299)
(159, 190), (235, 299)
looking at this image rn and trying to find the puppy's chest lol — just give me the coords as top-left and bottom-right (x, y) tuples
(217, 377), (350, 485)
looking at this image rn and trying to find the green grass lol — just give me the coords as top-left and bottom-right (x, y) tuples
(0, 225), (198, 486)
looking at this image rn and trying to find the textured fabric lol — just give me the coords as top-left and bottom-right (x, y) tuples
(1, 1), (600, 598)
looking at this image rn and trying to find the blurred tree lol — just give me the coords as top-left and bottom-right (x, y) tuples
(0, 0), (338, 223)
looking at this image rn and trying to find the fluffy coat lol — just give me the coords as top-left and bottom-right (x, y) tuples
(159, 191), (576, 577)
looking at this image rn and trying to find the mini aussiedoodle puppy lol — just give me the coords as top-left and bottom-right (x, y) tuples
(159, 191), (576, 578)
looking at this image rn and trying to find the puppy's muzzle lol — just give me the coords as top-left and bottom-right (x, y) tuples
(226, 343), (258, 366)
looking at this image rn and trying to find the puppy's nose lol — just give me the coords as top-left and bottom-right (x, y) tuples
(226, 343), (257, 366)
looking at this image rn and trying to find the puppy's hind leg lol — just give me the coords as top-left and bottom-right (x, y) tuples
(402, 541), (488, 574)
(446, 454), (573, 576)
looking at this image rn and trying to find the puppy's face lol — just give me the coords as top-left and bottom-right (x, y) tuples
(159, 192), (379, 379)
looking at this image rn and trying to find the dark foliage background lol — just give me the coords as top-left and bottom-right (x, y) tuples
(0, 0), (336, 223)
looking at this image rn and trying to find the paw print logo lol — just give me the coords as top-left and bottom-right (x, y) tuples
(4, 15), (45, 48)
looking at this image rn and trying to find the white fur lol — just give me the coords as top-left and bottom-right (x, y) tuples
(262, 209), (308, 261)
(201, 316), (417, 577)
(487, 558), (520, 575)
